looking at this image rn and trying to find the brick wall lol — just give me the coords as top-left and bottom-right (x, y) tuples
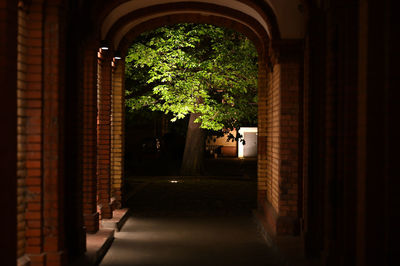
(261, 59), (281, 234)
(270, 63), (281, 213)
(97, 50), (113, 219)
(278, 55), (301, 233)
(24, 1), (45, 263)
(17, 3), (28, 259)
(111, 59), (124, 208)
(261, 40), (303, 236)
(265, 60), (281, 214)
(82, 45), (99, 233)
(257, 57), (268, 205)
(42, 2), (67, 264)
(15, 1), (69, 264)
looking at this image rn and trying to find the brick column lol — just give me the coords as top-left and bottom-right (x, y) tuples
(257, 54), (269, 205)
(111, 59), (125, 209)
(17, 2), (28, 261)
(82, 45), (100, 233)
(0, 1), (17, 265)
(42, 1), (67, 264)
(277, 41), (302, 235)
(261, 40), (303, 236)
(264, 52), (281, 232)
(97, 50), (113, 219)
(23, 1), (46, 264)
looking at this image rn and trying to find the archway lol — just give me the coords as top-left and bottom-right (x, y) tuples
(11, 0), (306, 264)
(85, 0), (305, 245)
(6, 1), (397, 265)
(94, 3), (271, 219)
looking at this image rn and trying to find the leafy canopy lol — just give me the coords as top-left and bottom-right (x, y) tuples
(125, 23), (258, 132)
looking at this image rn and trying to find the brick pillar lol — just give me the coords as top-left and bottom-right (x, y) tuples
(0, 1), (17, 265)
(276, 41), (303, 235)
(24, 1), (46, 264)
(261, 40), (303, 236)
(257, 54), (269, 205)
(264, 52), (281, 231)
(82, 45), (100, 233)
(97, 50), (113, 219)
(17, 2), (28, 260)
(111, 59), (125, 209)
(42, 1), (66, 264)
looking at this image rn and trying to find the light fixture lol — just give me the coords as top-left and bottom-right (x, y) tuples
(100, 40), (109, 51)
(113, 51), (122, 60)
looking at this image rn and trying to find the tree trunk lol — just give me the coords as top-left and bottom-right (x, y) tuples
(180, 112), (205, 175)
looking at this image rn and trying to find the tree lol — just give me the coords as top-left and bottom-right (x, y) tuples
(125, 23), (258, 175)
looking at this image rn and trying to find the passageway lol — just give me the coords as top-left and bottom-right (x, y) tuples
(1, 1), (397, 266)
(100, 159), (284, 266)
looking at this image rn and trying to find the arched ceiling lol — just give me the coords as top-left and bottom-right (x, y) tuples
(100, 0), (305, 50)
(117, 13), (265, 56)
(266, 0), (305, 38)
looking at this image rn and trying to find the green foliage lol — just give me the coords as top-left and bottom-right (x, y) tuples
(125, 23), (258, 132)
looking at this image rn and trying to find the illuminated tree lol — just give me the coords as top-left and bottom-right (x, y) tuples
(125, 23), (258, 175)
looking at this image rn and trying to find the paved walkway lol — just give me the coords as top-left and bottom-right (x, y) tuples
(100, 160), (285, 266)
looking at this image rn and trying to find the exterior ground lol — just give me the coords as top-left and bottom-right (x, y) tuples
(100, 159), (287, 266)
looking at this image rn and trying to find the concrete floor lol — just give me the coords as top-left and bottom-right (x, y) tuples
(100, 159), (286, 266)
(100, 215), (284, 266)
